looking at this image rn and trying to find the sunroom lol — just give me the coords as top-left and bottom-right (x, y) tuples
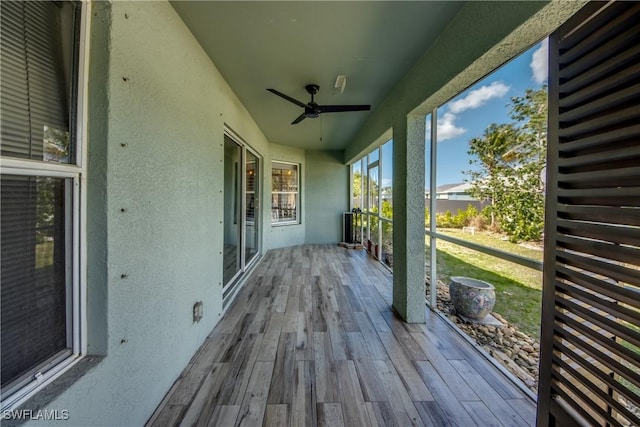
(1, 1), (638, 426)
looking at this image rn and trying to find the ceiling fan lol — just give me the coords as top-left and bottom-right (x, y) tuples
(267, 84), (371, 125)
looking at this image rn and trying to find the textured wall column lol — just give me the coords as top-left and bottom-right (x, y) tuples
(392, 115), (426, 323)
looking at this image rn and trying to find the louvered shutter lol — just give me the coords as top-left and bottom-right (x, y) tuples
(539, 2), (640, 426)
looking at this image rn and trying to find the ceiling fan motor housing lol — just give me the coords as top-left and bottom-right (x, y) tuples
(306, 102), (320, 118)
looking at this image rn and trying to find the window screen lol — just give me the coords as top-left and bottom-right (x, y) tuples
(1, 175), (70, 388)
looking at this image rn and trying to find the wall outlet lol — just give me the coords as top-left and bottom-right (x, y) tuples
(193, 301), (203, 323)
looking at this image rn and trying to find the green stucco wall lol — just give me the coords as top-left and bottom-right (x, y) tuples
(265, 145), (349, 248)
(305, 150), (349, 244)
(17, 0), (588, 424)
(22, 4), (334, 424)
(25, 2), (274, 425)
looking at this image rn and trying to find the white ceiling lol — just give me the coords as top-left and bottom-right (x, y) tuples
(170, 1), (465, 151)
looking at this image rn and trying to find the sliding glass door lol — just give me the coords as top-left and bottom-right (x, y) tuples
(222, 132), (261, 299)
(223, 136), (242, 286)
(245, 151), (259, 265)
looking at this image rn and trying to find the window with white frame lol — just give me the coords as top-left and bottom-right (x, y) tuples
(1, 0), (87, 409)
(271, 162), (299, 224)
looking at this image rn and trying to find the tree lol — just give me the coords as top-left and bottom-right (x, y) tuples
(465, 123), (520, 227)
(381, 199), (393, 220)
(464, 86), (547, 242)
(352, 171), (362, 198)
(352, 171), (363, 209)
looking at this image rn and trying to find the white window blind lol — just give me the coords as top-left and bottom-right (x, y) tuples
(0, 1), (79, 163)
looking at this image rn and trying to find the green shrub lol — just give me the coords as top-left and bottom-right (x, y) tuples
(435, 204), (479, 229)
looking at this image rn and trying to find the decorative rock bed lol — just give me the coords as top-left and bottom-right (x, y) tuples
(426, 280), (540, 392)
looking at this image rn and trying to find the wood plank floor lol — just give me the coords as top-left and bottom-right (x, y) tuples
(147, 245), (536, 427)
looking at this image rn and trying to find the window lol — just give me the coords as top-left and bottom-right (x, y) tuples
(422, 39), (550, 396)
(1, 0), (87, 410)
(351, 159), (362, 210)
(350, 140), (393, 269)
(271, 162), (299, 225)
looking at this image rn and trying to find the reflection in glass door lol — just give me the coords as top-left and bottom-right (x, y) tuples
(368, 164), (380, 256)
(245, 151), (259, 265)
(223, 136), (242, 286)
(223, 131), (262, 299)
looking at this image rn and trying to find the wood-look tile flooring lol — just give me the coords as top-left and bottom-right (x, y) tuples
(147, 245), (536, 426)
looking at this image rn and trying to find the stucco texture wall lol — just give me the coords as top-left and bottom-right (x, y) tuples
(27, 2), (272, 425)
(305, 150), (348, 244)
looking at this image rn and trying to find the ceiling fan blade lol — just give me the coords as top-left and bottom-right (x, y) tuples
(291, 112), (307, 125)
(267, 89), (308, 108)
(319, 105), (371, 113)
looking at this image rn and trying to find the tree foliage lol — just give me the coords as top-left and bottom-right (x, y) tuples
(352, 171), (362, 198)
(464, 86), (547, 242)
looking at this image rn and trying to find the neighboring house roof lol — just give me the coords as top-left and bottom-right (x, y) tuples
(439, 182), (472, 194)
(435, 183), (461, 193)
(433, 182), (473, 194)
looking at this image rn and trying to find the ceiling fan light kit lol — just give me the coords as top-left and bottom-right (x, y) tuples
(267, 84), (370, 125)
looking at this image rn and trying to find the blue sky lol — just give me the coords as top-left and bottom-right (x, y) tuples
(429, 39), (548, 186)
(377, 39), (548, 189)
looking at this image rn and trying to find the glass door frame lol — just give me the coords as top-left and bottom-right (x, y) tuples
(243, 148), (261, 270)
(223, 127), (262, 302)
(366, 151), (381, 259)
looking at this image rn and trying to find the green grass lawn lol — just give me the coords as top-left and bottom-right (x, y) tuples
(427, 228), (543, 338)
(439, 228), (544, 262)
(36, 241), (54, 269)
(620, 324), (640, 398)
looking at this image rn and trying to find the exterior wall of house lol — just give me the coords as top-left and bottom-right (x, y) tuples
(22, 2), (273, 425)
(14, 1), (588, 424)
(305, 150), (349, 244)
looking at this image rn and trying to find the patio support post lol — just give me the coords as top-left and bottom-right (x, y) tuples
(392, 114), (426, 323)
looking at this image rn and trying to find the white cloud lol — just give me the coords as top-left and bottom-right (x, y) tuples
(425, 79), (510, 143)
(447, 81), (510, 114)
(437, 112), (466, 141)
(530, 39), (548, 84)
